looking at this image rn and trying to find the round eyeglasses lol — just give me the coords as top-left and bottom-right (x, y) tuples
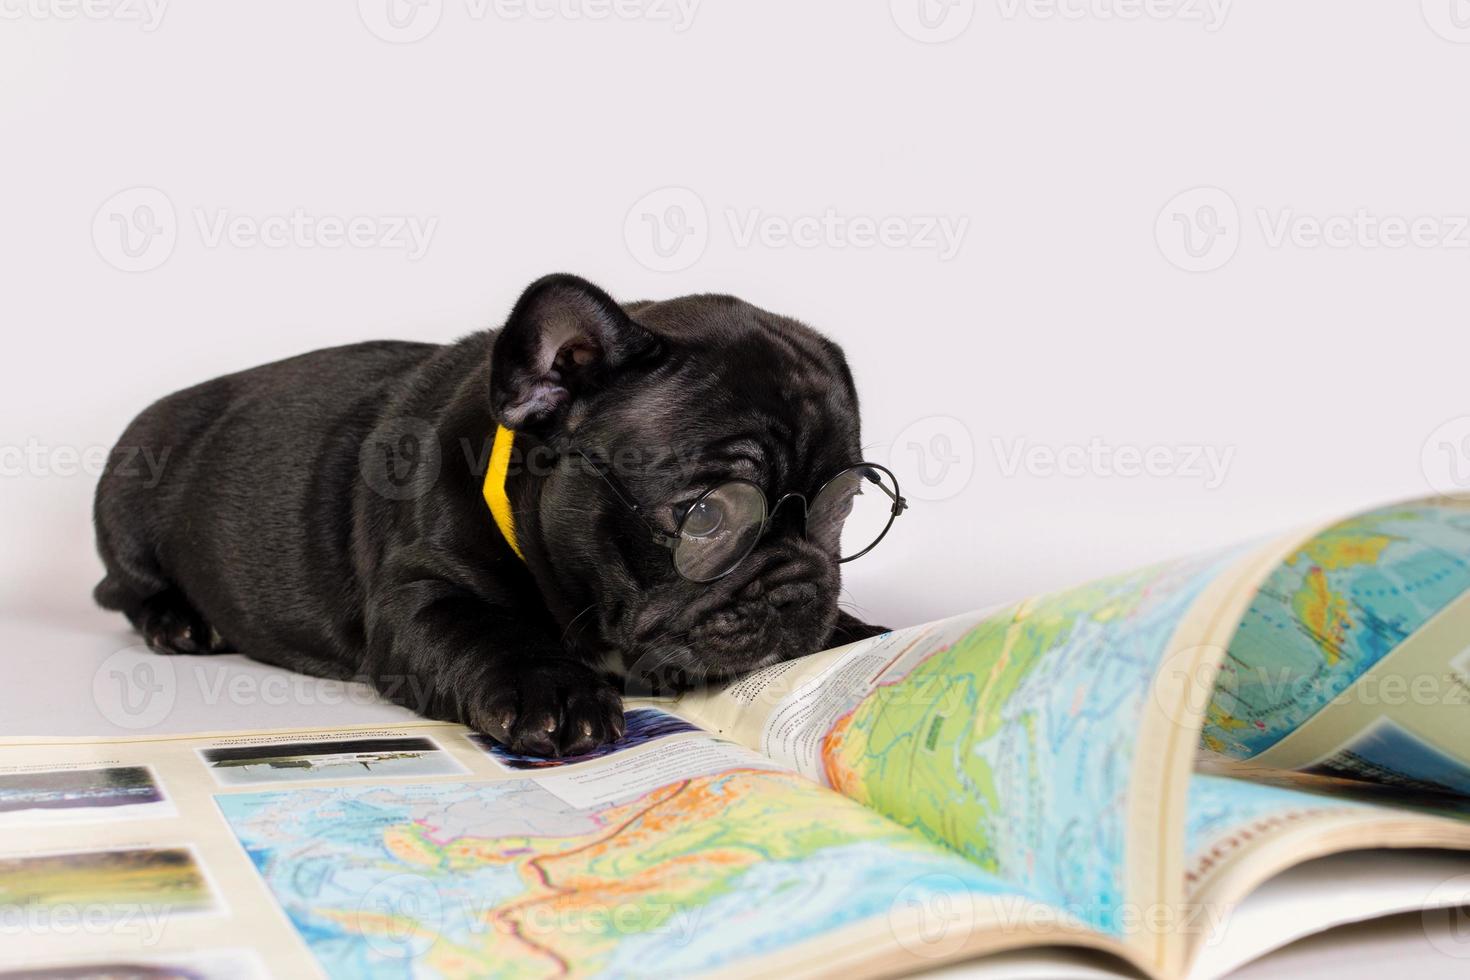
(572, 448), (908, 584)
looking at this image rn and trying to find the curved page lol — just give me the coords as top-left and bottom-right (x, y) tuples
(1204, 498), (1470, 791)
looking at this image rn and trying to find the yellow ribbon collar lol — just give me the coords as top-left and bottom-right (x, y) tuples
(482, 425), (525, 561)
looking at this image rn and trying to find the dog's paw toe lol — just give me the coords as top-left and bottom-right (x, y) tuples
(470, 660), (624, 758)
(558, 685), (625, 756)
(137, 593), (217, 656)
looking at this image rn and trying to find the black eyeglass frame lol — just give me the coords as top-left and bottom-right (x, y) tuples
(568, 446), (909, 582)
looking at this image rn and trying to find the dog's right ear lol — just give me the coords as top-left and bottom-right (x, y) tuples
(490, 274), (660, 435)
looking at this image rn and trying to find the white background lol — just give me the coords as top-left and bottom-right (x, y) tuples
(3, 4), (1470, 973)
(4, 2), (1470, 629)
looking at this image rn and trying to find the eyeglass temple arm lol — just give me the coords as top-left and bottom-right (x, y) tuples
(570, 446), (681, 550)
(862, 466), (909, 516)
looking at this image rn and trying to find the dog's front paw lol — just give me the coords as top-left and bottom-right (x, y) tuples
(468, 659), (625, 758)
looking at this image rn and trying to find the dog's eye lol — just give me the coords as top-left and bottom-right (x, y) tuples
(832, 487), (858, 518)
(679, 498), (726, 538)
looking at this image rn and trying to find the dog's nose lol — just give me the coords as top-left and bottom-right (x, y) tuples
(743, 563), (820, 609)
(766, 579), (819, 609)
(738, 577), (765, 601)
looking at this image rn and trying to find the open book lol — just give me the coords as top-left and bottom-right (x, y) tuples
(2, 497), (1469, 978)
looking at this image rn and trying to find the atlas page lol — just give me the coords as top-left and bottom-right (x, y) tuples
(4, 499), (1468, 978)
(675, 496), (1470, 977)
(0, 705), (1113, 979)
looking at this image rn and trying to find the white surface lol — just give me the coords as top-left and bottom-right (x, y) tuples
(1188, 850), (1470, 979)
(0, 616), (418, 738)
(913, 913), (1470, 980)
(4, 6), (1469, 978)
(912, 850), (1470, 979)
(1229, 909), (1470, 980)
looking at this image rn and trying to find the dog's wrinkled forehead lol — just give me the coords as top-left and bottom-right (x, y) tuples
(580, 294), (862, 489)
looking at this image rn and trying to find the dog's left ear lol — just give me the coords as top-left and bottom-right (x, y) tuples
(490, 274), (661, 434)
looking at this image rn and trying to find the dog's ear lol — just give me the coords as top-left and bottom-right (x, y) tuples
(490, 274), (660, 433)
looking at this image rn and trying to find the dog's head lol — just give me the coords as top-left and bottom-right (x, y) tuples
(489, 274), (868, 690)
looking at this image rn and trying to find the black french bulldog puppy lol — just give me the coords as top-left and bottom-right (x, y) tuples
(92, 275), (888, 756)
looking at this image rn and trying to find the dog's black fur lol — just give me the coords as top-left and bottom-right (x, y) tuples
(93, 275), (885, 755)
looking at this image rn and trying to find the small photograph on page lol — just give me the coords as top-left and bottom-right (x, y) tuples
(0, 948), (268, 979)
(0, 765), (174, 826)
(198, 735), (466, 786)
(468, 707), (701, 771)
(0, 846), (216, 923)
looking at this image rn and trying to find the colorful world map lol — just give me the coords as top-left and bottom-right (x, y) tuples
(1183, 774), (1374, 887)
(212, 499), (1470, 974)
(1203, 499), (1470, 759)
(216, 766), (1012, 978)
(820, 551), (1238, 936)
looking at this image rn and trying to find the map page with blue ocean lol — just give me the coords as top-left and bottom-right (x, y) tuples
(6, 498), (1470, 979)
(675, 495), (1470, 976)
